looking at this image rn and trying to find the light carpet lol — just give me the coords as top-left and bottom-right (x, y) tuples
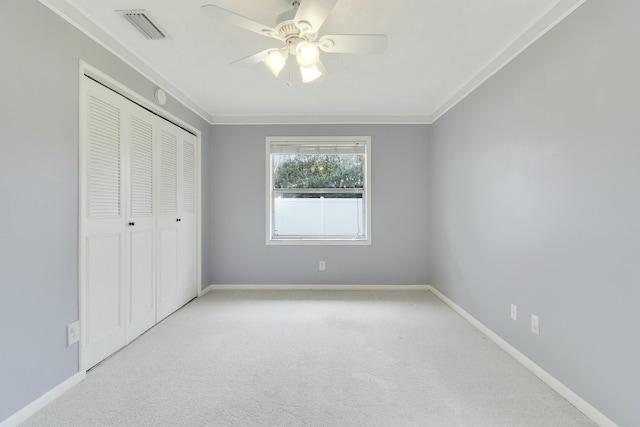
(22, 290), (596, 426)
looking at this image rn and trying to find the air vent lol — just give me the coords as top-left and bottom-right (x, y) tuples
(119, 10), (168, 40)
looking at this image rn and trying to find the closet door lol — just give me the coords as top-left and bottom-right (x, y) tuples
(156, 122), (197, 320)
(179, 132), (197, 304)
(80, 75), (199, 368)
(80, 79), (127, 369)
(156, 122), (181, 320)
(125, 108), (157, 342)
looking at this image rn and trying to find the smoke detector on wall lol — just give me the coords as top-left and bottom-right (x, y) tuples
(154, 88), (167, 105)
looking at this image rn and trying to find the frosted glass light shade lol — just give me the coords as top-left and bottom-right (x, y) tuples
(296, 43), (320, 68)
(263, 50), (287, 77)
(300, 64), (322, 83)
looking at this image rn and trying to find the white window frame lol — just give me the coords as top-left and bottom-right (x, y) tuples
(266, 136), (371, 245)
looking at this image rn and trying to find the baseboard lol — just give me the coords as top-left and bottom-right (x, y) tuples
(427, 286), (618, 427)
(198, 284), (214, 297)
(200, 284), (431, 293)
(0, 371), (86, 427)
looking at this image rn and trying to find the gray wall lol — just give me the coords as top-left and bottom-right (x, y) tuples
(209, 124), (429, 285)
(428, 1), (640, 425)
(0, 1), (211, 421)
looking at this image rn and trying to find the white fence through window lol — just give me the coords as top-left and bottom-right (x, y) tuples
(274, 197), (364, 238)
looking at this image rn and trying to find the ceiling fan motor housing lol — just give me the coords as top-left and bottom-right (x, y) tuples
(275, 3), (317, 53)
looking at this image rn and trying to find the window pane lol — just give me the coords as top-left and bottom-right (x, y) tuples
(273, 193), (365, 238)
(273, 154), (364, 189)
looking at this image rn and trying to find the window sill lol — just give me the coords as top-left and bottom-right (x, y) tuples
(266, 238), (371, 246)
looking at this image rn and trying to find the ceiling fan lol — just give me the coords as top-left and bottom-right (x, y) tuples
(200, 0), (388, 84)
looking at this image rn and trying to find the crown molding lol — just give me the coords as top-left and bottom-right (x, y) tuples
(428, 0), (587, 123)
(208, 114), (432, 125)
(40, 0), (586, 126)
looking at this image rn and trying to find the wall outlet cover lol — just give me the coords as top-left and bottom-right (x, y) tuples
(531, 314), (540, 335)
(510, 304), (518, 321)
(67, 321), (80, 346)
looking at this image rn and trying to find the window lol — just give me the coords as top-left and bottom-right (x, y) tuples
(266, 136), (371, 245)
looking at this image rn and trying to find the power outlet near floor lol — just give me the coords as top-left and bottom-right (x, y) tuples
(67, 321), (80, 346)
(510, 304), (518, 321)
(319, 261), (326, 271)
(531, 314), (540, 335)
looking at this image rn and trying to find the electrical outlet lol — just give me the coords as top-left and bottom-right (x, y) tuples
(531, 314), (540, 335)
(319, 261), (326, 271)
(510, 304), (518, 321)
(67, 321), (80, 346)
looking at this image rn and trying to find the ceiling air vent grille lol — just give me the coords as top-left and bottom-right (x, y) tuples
(119, 10), (168, 40)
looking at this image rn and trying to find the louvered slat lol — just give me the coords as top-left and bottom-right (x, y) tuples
(130, 116), (154, 217)
(88, 95), (121, 217)
(160, 130), (177, 215)
(182, 140), (195, 213)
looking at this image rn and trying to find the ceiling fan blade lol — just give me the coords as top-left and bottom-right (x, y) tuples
(201, 4), (279, 39)
(318, 34), (388, 54)
(294, 0), (339, 34)
(230, 49), (272, 66)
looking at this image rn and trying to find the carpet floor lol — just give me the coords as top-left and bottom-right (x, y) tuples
(22, 290), (596, 426)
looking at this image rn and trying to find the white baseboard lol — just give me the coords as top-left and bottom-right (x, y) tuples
(428, 286), (617, 427)
(198, 284), (214, 297)
(1, 371), (86, 427)
(200, 284), (431, 294)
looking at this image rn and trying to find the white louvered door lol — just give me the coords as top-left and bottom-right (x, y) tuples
(80, 76), (198, 370)
(156, 121), (198, 320)
(179, 133), (198, 305)
(156, 123), (181, 320)
(81, 79), (127, 369)
(125, 109), (157, 343)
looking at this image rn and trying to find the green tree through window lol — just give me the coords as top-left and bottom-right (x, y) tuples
(274, 154), (363, 192)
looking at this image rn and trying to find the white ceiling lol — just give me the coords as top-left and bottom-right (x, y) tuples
(41, 0), (585, 124)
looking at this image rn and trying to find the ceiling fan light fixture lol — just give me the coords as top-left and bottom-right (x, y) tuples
(300, 64), (322, 83)
(263, 49), (288, 77)
(201, 1), (389, 85)
(296, 43), (320, 68)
